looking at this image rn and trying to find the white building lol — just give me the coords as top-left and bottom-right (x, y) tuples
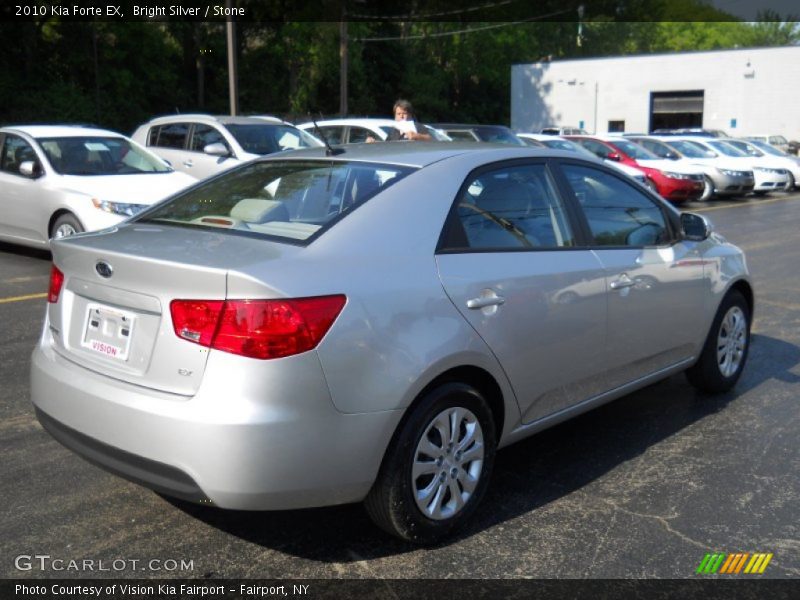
(511, 46), (800, 140)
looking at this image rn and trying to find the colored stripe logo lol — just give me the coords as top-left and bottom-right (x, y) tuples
(696, 553), (773, 574)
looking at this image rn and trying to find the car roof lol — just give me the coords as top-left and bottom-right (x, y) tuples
(253, 141), (570, 169)
(433, 123), (513, 131)
(139, 114), (289, 127)
(298, 118), (398, 128)
(517, 133), (568, 141)
(1, 125), (123, 138)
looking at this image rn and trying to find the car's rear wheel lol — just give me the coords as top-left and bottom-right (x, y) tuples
(365, 382), (496, 544)
(686, 290), (750, 393)
(51, 213), (84, 239)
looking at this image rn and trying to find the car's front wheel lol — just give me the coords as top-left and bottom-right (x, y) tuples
(51, 213), (84, 239)
(686, 290), (750, 393)
(699, 175), (714, 201)
(365, 382), (496, 544)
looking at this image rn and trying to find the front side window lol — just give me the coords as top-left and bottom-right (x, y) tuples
(138, 160), (415, 244)
(562, 164), (671, 247)
(609, 139), (658, 160)
(347, 127), (373, 144)
(315, 126), (343, 145)
(0, 135), (38, 175)
(578, 139), (613, 159)
(225, 124), (317, 155)
(445, 164), (575, 250)
(154, 123), (189, 149)
(190, 125), (228, 152)
(37, 137), (171, 175)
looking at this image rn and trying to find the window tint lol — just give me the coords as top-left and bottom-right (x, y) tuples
(578, 139), (612, 159)
(449, 164), (575, 250)
(347, 127), (372, 144)
(562, 164), (670, 247)
(154, 123), (189, 149)
(191, 125), (228, 152)
(37, 137), (171, 175)
(0, 135), (38, 175)
(317, 127), (343, 145)
(225, 124), (317, 155)
(139, 160), (415, 244)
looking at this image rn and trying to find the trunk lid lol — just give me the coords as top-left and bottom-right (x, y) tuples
(48, 223), (294, 396)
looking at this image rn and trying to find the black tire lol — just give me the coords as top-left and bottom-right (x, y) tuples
(786, 172), (796, 191)
(50, 213), (84, 239)
(699, 175), (714, 201)
(365, 382), (496, 544)
(686, 290), (750, 394)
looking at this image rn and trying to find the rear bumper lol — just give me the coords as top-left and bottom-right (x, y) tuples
(31, 331), (403, 510)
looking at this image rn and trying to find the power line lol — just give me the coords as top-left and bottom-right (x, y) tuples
(348, 0), (520, 20)
(352, 8), (574, 42)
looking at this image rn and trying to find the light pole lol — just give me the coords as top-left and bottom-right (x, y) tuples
(226, 0), (239, 116)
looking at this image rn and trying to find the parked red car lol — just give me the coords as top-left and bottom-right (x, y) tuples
(566, 136), (705, 202)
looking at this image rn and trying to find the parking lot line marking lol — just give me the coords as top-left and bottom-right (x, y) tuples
(757, 298), (800, 311)
(693, 195), (799, 213)
(0, 292), (47, 304)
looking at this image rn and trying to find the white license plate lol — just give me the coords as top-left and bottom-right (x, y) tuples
(80, 303), (136, 361)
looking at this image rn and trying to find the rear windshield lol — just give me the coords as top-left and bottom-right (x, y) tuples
(138, 159), (416, 244)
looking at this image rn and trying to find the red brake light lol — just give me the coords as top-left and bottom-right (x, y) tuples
(170, 295), (346, 360)
(48, 265), (64, 303)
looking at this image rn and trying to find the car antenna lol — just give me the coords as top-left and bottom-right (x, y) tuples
(310, 112), (343, 156)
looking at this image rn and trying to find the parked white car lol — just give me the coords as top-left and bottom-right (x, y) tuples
(0, 125), (195, 248)
(723, 138), (799, 190)
(297, 118), (452, 144)
(675, 137), (790, 195)
(131, 114), (322, 180)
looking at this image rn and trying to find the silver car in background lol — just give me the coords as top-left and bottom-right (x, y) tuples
(31, 143), (753, 544)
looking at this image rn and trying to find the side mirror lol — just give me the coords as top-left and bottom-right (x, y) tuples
(19, 161), (42, 178)
(665, 151), (678, 160)
(204, 142), (230, 157)
(607, 152), (621, 162)
(681, 212), (712, 241)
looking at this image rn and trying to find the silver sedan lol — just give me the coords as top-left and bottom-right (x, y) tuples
(31, 143), (753, 544)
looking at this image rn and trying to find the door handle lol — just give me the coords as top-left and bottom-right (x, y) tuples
(466, 293), (506, 309)
(610, 275), (636, 290)
(182, 160), (193, 167)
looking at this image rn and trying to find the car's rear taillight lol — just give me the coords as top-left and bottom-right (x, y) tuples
(170, 295), (346, 360)
(48, 265), (64, 303)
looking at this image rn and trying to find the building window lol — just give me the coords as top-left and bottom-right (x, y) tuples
(608, 120), (625, 133)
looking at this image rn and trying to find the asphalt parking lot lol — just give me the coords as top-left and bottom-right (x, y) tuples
(1, 192), (798, 580)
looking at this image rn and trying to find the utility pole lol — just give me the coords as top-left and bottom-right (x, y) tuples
(226, 0), (239, 116)
(340, 20), (348, 116)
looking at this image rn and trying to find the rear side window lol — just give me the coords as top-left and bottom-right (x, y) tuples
(138, 160), (416, 244)
(152, 123), (189, 149)
(562, 164), (671, 247)
(444, 163), (575, 250)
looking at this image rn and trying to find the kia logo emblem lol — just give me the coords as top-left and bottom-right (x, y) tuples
(95, 261), (113, 278)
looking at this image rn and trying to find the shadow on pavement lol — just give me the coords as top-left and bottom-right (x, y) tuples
(165, 333), (799, 562)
